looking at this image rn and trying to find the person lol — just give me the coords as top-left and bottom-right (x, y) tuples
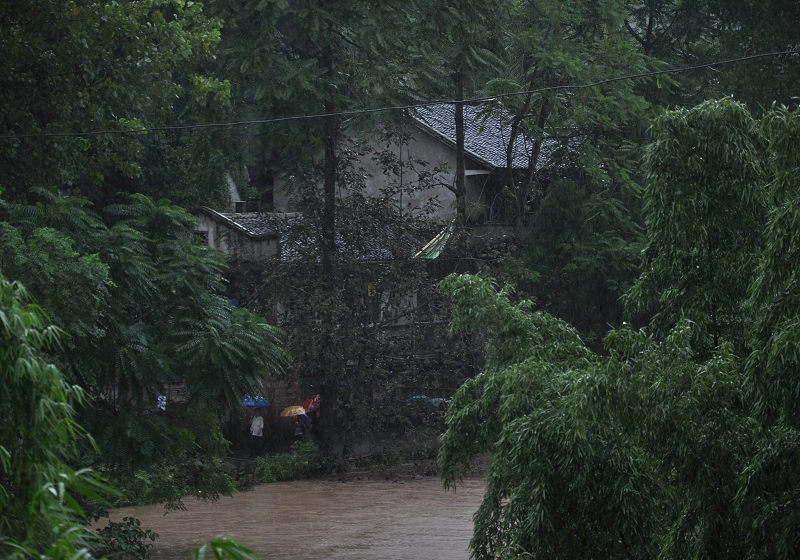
(310, 409), (321, 438)
(249, 408), (264, 458)
(293, 416), (305, 442)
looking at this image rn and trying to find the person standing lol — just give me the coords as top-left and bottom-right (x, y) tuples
(249, 408), (264, 458)
(293, 416), (305, 442)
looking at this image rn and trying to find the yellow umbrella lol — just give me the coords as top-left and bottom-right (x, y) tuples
(280, 405), (307, 417)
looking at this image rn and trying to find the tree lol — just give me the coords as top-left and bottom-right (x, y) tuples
(0, 190), (288, 507)
(438, 274), (749, 559)
(731, 106), (800, 557)
(622, 0), (713, 59)
(0, 273), (260, 558)
(209, 0), (423, 276)
(0, 0), (233, 210)
(625, 98), (767, 355)
(621, 0), (800, 112)
(0, 273), (110, 558)
(522, 178), (642, 348)
(486, 0), (650, 229)
(462, 0), (651, 344)
(620, 0), (719, 109)
(408, 0), (506, 218)
(438, 103), (800, 560)
(709, 0), (800, 111)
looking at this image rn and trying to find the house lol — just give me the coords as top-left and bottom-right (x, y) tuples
(193, 206), (291, 261)
(192, 103), (549, 262)
(273, 103), (548, 224)
(189, 107), (534, 430)
(192, 206), (421, 263)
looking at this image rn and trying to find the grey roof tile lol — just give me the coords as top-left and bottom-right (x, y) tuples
(412, 103), (548, 170)
(218, 212), (301, 237)
(217, 211), (422, 262)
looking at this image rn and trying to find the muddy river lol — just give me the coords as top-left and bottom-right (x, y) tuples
(107, 477), (486, 559)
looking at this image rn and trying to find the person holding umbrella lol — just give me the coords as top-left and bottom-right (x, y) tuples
(249, 408), (264, 458)
(293, 416), (306, 441)
(303, 394), (321, 438)
(281, 405), (308, 442)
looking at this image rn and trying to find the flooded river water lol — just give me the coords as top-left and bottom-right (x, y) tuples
(107, 477), (486, 559)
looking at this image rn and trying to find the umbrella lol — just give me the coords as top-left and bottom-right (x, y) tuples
(428, 398), (449, 409)
(302, 394), (321, 412)
(280, 405), (307, 417)
(242, 395), (271, 408)
(405, 395), (431, 407)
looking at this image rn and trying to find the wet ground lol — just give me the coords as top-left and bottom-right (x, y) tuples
(106, 477), (486, 559)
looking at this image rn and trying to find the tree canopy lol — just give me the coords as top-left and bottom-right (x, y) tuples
(0, 0), (233, 209)
(0, 274), (112, 558)
(0, 189), (288, 507)
(439, 101), (800, 559)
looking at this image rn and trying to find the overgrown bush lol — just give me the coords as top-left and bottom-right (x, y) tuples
(254, 442), (321, 483)
(97, 404), (239, 510)
(105, 456), (236, 511)
(94, 517), (159, 560)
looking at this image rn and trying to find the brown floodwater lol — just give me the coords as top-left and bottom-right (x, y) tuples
(106, 477), (486, 560)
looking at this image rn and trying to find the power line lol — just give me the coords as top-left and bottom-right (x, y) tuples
(1, 49), (796, 140)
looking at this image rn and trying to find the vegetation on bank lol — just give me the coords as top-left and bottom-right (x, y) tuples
(0, 275), (107, 557)
(0, 272), (258, 558)
(254, 442), (322, 484)
(439, 100), (800, 559)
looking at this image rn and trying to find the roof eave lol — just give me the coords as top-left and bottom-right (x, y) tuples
(191, 206), (281, 241)
(411, 118), (498, 171)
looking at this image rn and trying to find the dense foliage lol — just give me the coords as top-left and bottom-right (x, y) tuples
(440, 274), (746, 559)
(439, 101), (800, 559)
(0, 0), (233, 210)
(0, 190), (288, 508)
(94, 517), (159, 560)
(626, 98), (767, 355)
(1, 0), (289, 518)
(479, 0), (650, 346)
(0, 274), (111, 558)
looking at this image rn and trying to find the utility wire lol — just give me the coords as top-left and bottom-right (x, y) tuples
(1, 49), (796, 140)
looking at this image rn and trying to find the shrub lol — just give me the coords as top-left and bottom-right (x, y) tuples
(94, 517), (159, 560)
(254, 442), (321, 483)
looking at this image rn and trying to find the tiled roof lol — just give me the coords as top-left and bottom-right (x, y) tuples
(412, 103), (549, 170)
(217, 211), (301, 237)
(211, 210), (422, 262)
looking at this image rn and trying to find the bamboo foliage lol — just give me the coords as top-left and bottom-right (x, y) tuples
(439, 104), (800, 560)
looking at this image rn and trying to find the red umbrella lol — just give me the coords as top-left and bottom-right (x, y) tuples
(303, 394), (321, 411)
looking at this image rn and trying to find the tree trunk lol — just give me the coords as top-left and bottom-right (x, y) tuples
(453, 72), (466, 218)
(321, 45), (337, 280)
(507, 83), (535, 228)
(515, 98), (548, 250)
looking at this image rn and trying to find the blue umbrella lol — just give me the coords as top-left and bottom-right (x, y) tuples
(242, 395), (271, 408)
(405, 395), (432, 406)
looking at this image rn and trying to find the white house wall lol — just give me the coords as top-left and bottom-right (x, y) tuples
(194, 212), (279, 260)
(273, 124), (493, 223)
(196, 212), (230, 253)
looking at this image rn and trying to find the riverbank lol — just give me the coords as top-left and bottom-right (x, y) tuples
(329, 452), (491, 483)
